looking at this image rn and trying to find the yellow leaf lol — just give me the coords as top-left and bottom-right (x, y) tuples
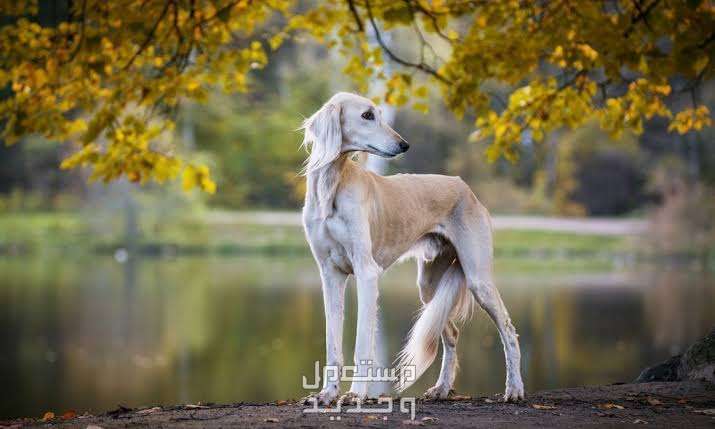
(201, 176), (217, 194)
(578, 43), (598, 61)
(66, 118), (87, 135)
(269, 33), (285, 50)
(186, 80), (200, 91)
(413, 102), (429, 114)
(182, 166), (197, 191)
(597, 403), (624, 410)
(694, 56), (709, 75)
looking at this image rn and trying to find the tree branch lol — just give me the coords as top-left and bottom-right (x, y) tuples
(364, 0), (451, 83)
(631, 0), (654, 33)
(406, 0), (454, 44)
(68, 0), (87, 62)
(697, 32), (714, 49)
(346, 0), (364, 32)
(404, 0), (447, 64)
(124, 1), (172, 70)
(623, 0), (660, 38)
(193, 0), (245, 28)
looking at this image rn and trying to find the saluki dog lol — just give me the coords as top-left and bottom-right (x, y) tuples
(300, 92), (524, 404)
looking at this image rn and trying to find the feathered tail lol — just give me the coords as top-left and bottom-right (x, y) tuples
(395, 261), (473, 392)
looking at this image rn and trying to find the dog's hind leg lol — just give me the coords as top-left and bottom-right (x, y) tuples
(416, 251), (463, 399)
(449, 202), (524, 402)
(468, 274), (523, 401)
(424, 320), (460, 399)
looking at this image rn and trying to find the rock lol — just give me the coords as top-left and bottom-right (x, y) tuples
(636, 354), (682, 382)
(636, 328), (715, 383)
(679, 328), (715, 382)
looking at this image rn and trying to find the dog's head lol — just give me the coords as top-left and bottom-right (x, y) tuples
(300, 92), (409, 174)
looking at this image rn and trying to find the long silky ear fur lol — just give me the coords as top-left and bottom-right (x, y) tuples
(299, 102), (343, 218)
(299, 102), (342, 175)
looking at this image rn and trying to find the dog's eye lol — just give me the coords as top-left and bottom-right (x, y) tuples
(361, 110), (375, 121)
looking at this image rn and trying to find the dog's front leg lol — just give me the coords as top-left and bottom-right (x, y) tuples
(344, 260), (381, 402)
(310, 263), (348, 405)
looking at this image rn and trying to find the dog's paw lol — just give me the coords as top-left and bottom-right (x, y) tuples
(338, 391), (369, 405)
(302, 386), (340, 406)
(503, 380), (524, 402)
(423, 385), (454, 400)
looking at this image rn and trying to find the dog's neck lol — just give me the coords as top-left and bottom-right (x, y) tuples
(305, 154), (351, 220)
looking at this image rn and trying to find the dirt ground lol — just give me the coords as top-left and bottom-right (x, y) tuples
(5, 381), (715, 428)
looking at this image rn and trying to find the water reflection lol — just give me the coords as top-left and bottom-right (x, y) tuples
(0, 255), (713, 419)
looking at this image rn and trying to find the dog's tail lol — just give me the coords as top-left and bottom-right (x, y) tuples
(395, 261), (473, 392)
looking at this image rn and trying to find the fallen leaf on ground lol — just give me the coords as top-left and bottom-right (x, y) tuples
(532, 404), (557, 410)
(264, 417), (279, 422)
(61, 410), (77, 419)
(693, 409), (715, 415)
(597, 403), (624, 410)
(633, 419), (648, 424)
(41, 412), (55, 422)
(421, 416), (439, 423)
(449, 395), (472, 401)
(646, 397), (662, 406)
(184, 404), (209, 409)
(136, 406), (161, 415)
(275, 400), (288, 406)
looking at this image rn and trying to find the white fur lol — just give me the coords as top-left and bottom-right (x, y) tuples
(301, 92), (524, 404)
(396, 260), (469, 391)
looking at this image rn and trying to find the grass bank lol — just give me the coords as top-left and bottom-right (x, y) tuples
(0, 211), (637, 270)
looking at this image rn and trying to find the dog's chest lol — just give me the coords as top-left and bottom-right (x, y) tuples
(304, 217), (353, 273)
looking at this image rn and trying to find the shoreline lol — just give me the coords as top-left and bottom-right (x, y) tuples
(6, 381), (715, 428)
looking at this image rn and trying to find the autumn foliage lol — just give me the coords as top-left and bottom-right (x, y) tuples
(0, 0), (712, 191)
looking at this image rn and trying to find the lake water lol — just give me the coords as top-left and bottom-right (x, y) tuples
(1, 254), (714, 419)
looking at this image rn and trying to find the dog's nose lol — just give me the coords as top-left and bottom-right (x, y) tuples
(399, 140), (410, 152)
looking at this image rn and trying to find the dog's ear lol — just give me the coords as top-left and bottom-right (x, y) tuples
(300, 102), (342, 175)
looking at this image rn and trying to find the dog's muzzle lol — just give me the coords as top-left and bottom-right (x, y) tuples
(398, 139), (410, 153)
